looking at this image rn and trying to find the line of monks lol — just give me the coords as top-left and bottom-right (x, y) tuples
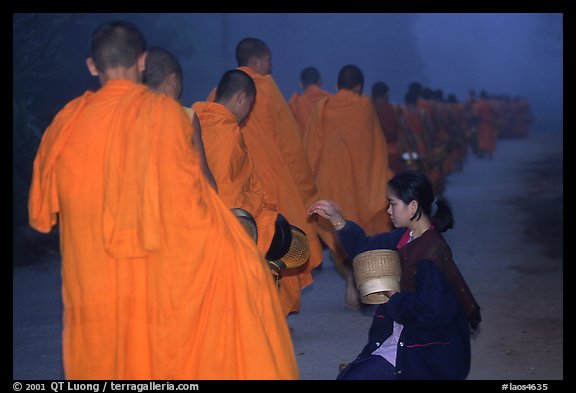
(28, 20), (532, 380)
(361, 82), (534, 196)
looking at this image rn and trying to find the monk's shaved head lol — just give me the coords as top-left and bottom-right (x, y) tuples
(372, 81), (389, 99)
(235, 37), (269, 67)
(91, 20), (146, 72)
(405, 90), (419, 106)
(300, 67), (321, 88)
(144, 46), (182, 90)
(215, 69), (256, 103)
(337, 64), (364, 91)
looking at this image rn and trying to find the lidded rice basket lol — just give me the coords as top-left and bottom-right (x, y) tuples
(266, 214), (310, 274)
(353, 249), (401, 304)
(279, 225), (310, 269)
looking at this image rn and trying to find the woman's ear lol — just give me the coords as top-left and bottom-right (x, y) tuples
(409, 200), (419, 214)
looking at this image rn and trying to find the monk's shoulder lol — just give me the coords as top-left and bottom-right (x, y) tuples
(147, 89), (186, 115)
(358, 94), (373, 106)
(191, 101), (207, 115)
(55, 91), (93, 121)
(255, 75), (274, 92)
(259, 75), (286, 102)
(289, 92), (300, 104)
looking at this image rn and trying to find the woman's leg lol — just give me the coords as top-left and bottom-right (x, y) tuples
(337, 355), (396, 380)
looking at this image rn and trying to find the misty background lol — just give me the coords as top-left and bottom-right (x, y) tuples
(13, 13), (563, 261)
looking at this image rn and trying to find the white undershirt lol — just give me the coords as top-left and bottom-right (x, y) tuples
(371, 321), (403, 366)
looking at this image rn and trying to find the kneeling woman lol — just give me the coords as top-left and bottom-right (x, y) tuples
(308, 170), (481, 380)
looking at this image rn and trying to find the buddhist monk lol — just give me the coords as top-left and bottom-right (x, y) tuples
(304, 64), (393, 235)
(464, 89), (479, 155)
(473, 90), (497, 159)
(192, 69), (278, 258)
(398, 90), (445, 196)
(28, 20), (297, 380)
(208, 37), (340, 315)
(417, 87), (446, 195)
(304, 64), (394, 309)
(446, 94), (470, 171)
(371, 81), (402, 174)
(289, 66), (332, 138)
(143, 46), (217, 191)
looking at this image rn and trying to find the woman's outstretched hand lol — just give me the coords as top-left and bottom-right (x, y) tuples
(307, 200), (345, 229)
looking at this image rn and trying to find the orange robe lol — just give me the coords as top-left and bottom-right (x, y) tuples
(473, 98), (497, 155)
(289, 85), (332, 138)
(192, 101), (278, 256)
(373, 100), (403, 174)
(28, 79), (298, 380)
(208, 67), (326, 315)
(304, 89), (393, 236)
(446, 101), (469, 167)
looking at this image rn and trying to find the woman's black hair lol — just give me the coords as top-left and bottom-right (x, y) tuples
(388, 170), (454, 232)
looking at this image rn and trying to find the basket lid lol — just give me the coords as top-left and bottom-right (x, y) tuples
(265, 213), (292, 261)
(231, 208), (258, 243)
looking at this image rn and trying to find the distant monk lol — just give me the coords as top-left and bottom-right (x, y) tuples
(289, 66), (332, 138)
(473, 90), (497, 159)
(305, 65), (393, 235)
(372, 81), (402, 174)
(28, 21), (297, 379)
(193, 69), (278, 257)
(304, 65), (394, 309)
(208, 37), (327, 316)
(143, 46), (217, 191)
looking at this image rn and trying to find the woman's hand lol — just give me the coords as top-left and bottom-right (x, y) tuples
(307, 200), (345, 228)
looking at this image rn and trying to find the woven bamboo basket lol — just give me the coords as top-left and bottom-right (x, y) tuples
(280, 225), (310, 269)
(353, 249), (401, 304)
(267, 224), (310, 276)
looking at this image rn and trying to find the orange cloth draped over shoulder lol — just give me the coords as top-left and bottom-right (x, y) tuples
(28, 80), (298, 380)
(192, 101), (278, 256)
(304, 89), (393, 236)
(289, 85), (332, 138)
(208, 67), (325, 315)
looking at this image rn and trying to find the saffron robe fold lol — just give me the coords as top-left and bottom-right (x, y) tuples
(304, 89), (393, 235)
(192, 101), (278, 255)
(289, 85), (332, 138)
(29, 79), (298, 380)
